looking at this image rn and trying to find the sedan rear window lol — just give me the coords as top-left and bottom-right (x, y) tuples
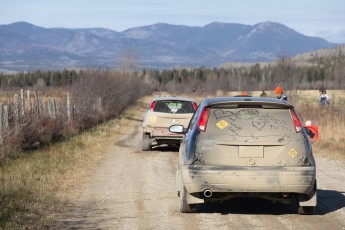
(153, 101), (195, 114)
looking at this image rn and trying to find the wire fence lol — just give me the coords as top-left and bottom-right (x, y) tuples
(0, 89), (103, 144)
(0, 70), (154, 162)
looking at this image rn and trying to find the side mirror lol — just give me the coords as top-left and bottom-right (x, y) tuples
(169, 125), (185, 134)
(304, 126), (319, 141)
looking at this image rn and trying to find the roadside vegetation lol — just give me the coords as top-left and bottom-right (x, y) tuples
(0, 117), (128, 229)
(0, 70), (153, 161)
(1, 45), (345, 228)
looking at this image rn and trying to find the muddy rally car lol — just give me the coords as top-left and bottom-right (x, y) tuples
(142, 97), (198, 150)
(171, 96), (317, 214)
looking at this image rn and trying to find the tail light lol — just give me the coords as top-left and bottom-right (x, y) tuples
(150, 101), (156, 111)
(290, 109), (302, 132)
(198, 108), (210, 132)
(193, 102), (198, 111)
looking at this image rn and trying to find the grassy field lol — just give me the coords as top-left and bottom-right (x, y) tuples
(0, 125), (108, 228)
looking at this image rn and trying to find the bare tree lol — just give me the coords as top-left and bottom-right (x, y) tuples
(273, 51), (297, 89)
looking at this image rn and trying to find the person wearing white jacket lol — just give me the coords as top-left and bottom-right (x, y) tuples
(319, 88), (330, 106)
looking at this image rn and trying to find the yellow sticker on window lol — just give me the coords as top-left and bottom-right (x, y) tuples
(288, 148), (298, 158)
(216, 120), (229, 129)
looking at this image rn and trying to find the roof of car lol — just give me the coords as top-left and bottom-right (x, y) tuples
(152, 96), (197, 102)
(201, 96), (293, 108)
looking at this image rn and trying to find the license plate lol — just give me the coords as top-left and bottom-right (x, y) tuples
(239, 146), (264, 158)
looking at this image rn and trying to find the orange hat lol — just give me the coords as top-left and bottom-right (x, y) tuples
(275, 86), (283, 94)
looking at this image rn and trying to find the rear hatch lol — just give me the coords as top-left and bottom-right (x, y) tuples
(150, 112), (193, 127)
(196, 101), (309, 167)
(149, 100), (196, 128)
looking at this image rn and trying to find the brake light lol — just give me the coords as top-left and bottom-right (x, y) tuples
(150, 101), (156, 111)
(193, 102), (198, 111)
(290, 109), (302, 132)
(198, 108), (210, 132)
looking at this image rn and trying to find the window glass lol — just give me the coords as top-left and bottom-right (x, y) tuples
(207, 108), (294, 136)
(153, 101), (195, 114)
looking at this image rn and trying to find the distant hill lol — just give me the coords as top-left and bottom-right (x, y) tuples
(0, 21), (338, 71)
(293, 44), (345, 61)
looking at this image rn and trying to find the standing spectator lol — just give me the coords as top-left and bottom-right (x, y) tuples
(319, 87), (330, 106)
(241, 91), (248, 96)
(260, 90), (267, 97)
(274, 86), (288, 101)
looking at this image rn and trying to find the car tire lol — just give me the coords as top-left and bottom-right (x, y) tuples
(298, 206), (315, 215)
(142, 133), (152, 151)
(298, 181), (317, 215)
(179, 183), (197, 213)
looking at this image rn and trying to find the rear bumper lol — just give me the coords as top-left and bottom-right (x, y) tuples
(182, 165), (316, 195)
(145, 127), (184, 142)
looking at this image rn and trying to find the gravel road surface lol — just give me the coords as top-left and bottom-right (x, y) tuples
(50, 99), (345, 230)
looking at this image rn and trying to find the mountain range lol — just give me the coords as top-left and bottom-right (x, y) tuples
(0, 21), (338, 71)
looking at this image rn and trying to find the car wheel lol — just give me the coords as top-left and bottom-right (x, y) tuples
(298, 181), (317, 215)
(298, 206), (315, 215)
(142, 133), (152, 151)
(179, 183), (197, 213)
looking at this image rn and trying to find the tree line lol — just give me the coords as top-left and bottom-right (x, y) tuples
(144, 53), (345, 94)
(2, 52), (344, 94)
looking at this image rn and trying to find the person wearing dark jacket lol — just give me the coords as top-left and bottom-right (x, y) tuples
(275, 86), (288, 101)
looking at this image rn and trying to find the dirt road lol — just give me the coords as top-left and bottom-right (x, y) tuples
(50, 98), (345, 230)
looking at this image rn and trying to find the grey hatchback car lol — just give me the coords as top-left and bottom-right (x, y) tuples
(171, 96), (317, 214)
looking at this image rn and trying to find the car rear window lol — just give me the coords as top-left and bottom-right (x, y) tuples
(206, 108), (295, 136)
(153, 101), (195, 114)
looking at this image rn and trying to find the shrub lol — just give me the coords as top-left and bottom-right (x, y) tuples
(0, 70), (153, 162)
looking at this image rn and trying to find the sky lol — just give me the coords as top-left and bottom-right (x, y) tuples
(1, 0), (345, 43)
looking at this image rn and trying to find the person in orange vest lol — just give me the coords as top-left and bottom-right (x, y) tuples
(275, 86), (288, 101)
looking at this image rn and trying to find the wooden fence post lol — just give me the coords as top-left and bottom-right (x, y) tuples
(54, 99), (58, 117)
(67, 93), (71, 122)
(0, 103), (2, 144)
(97, 97), (102, 112)
(20, 88), (25, 116)
(3, 105), (8, 128)
(27, 90), (31, 113)
(14, 94), (19, 124)
(47, 97), (54, 117)
(39, 98), (43, 116)
(35, 91), (40, 116)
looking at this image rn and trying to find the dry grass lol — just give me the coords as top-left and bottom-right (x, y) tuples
(0, 115), (122, 229)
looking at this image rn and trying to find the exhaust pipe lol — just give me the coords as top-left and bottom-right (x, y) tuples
(203, 189), (212, 198)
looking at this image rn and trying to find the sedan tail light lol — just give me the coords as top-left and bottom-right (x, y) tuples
(198, 108), (210, 132)
(290, 109), (303, 132)
(193, 102), (198, 111)
(149, 101), (156, 111)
